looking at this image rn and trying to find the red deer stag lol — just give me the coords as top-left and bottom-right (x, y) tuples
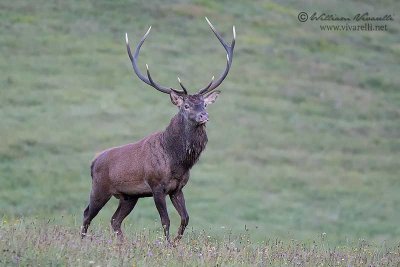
(81, 18), (235, 242)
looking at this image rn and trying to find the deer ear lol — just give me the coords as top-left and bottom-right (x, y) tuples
(170, 90), (184, 107)
(204, 90), (220, 105)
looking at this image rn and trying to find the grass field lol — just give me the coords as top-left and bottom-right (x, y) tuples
(1, 220), (400, 266)
(1, 0), (400, 265)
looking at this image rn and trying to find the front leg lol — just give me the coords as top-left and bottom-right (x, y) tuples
(153, 188), (170, 242)
(170, 190), (189, 241)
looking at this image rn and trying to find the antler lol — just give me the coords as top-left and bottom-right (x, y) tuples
(198, 17), (236, 95)
(177, 77), (188, 95)
(126, 28), (186, 95)
(126, 18), (235, 96)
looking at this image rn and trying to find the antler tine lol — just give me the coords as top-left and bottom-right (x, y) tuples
(205, 17), (228, 51)
(127, 27), (185, 94)
(126, 27), (169, 93)
(198, 18), (236, 95)
(231, 25), (236, 52)
(198, 76), (215, 95)
(177, 77), (188, 95)
(144, 64), (160, 90)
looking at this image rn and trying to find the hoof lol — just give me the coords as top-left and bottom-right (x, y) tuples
(173, 235), (183, 242)
(81, 232), (91, 239)
(114, 231), (125, 242)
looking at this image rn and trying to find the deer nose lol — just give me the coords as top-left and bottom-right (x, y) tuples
(197, 112), (209, 124)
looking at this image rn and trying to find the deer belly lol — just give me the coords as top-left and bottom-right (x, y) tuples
(113, 178), (152, 195)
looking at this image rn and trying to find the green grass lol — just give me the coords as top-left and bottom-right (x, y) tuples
(1, 220), (399, 266)
(1, 0), (400, 265)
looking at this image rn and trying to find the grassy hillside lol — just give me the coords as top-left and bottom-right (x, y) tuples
(1, 0), (399, 262)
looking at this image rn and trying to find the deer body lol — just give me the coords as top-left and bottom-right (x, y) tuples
(91, 113), (207, 198)
(81, 18), (235, 242)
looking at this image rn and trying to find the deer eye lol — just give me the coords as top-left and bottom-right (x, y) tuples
(184, 104), (190, 110)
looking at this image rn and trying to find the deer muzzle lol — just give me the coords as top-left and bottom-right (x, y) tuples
(196, 112), (209, 124)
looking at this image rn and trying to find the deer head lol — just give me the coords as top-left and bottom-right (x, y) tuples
(125, 17), (235, 126)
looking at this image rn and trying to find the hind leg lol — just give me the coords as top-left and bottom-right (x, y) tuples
(111, 196), (138, 238)
(81, 191), (111, 238)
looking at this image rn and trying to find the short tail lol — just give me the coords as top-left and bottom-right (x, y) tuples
(90, 150), (106, 179)
(90, 158), (97, 179)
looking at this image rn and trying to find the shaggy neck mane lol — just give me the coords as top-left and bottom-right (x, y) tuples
(162, 113), (208, 171)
